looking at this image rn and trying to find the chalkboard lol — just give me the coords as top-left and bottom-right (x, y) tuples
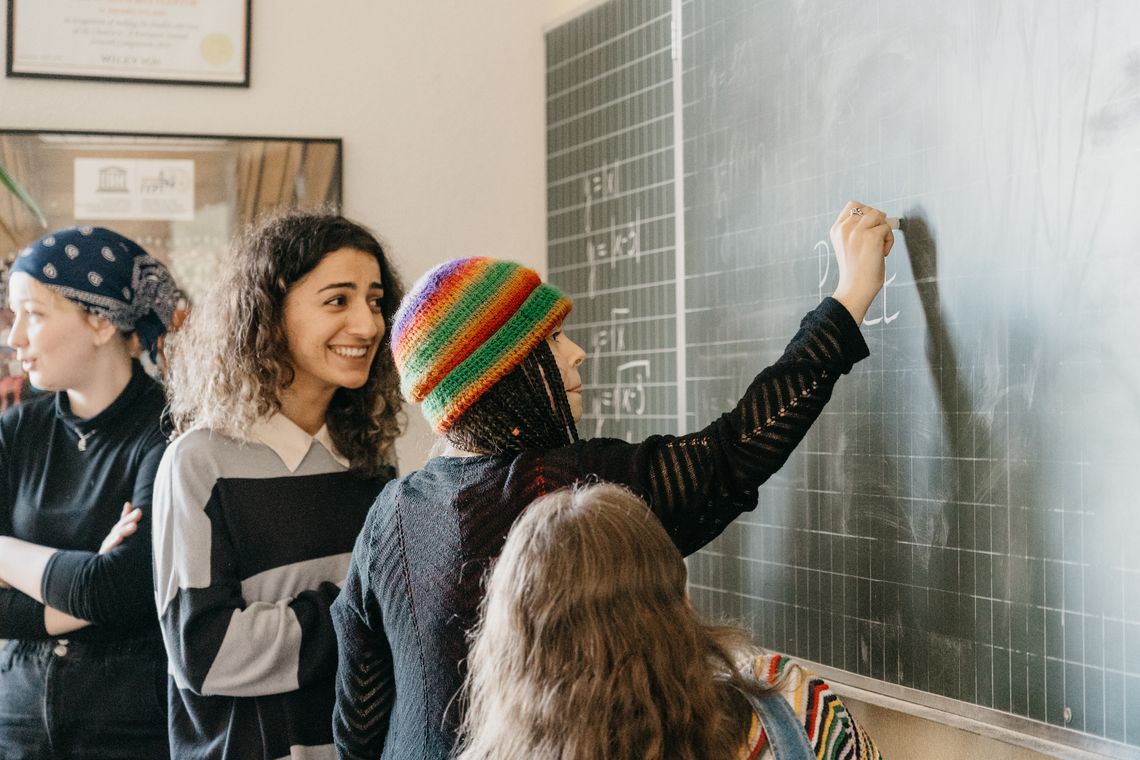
(546, 1), (1140, 756)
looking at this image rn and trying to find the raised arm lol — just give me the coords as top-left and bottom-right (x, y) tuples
(579, 202), (893, 554)
(152, 434), (341, 698)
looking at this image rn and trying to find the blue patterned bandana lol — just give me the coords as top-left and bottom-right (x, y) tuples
(11, 226), (178, 358)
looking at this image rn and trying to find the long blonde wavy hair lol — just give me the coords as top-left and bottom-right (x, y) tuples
(455, 482), (777, 760)
(165, 209), (405, 476)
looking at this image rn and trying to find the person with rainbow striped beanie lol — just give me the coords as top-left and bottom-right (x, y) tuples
(332, 201), (894, 759)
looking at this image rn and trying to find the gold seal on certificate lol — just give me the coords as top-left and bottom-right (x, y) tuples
(200, 33), (236, 67)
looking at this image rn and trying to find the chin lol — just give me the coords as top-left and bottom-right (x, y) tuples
(335, 372), (371, 391)
(27, 372), (58, 391)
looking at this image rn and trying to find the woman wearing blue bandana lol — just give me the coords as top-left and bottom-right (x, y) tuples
(0, 226), (177, 758)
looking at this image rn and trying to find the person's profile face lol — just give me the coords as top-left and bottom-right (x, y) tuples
(547, 321), (586, 422)
(6, 273), (100, 392)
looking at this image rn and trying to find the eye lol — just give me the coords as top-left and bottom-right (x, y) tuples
(369, 294), (384, 312)
(324, 294), (347, 307)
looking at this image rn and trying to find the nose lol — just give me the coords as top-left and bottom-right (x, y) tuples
(568, 335), (586, 367)
(346, 299), (381, 340)
(7, 312), (27, 351)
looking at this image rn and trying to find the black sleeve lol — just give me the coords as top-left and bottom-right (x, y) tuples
(577, 298), (868, 555)
(0, 589), (49, 639)
(0, 408), (49, 639)
(39, 431), (165, 627)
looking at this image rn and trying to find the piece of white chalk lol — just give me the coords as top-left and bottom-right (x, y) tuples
(886, 216), (902, 230)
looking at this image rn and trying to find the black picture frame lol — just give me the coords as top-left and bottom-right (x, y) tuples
(6, 0), (252, 87)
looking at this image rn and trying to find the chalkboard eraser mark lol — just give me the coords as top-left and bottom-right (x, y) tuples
(887, 216), (905, 231)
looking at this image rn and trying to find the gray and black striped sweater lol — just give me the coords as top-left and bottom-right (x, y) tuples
(331, 297), (870, 760)
(153, 422), (393, 760)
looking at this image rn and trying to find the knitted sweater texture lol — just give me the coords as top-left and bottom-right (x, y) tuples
(739, 655), (882, 760)
(332, 298), (869, 759)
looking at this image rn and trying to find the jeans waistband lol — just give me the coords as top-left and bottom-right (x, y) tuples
(4, 635), (166, 660)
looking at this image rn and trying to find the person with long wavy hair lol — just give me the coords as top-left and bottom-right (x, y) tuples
(152, 209), (404, 760)
(332, 201), (893, 759)
(456, 483), (881, 760)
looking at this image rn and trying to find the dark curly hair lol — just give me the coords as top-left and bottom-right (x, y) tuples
(166, 209), (405, 476)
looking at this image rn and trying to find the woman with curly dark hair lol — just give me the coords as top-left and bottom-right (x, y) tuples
(153, 209), (405, 760)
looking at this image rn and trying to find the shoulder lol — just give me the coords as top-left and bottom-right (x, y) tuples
(749, 653), (807, 688)
(163, 426), (237, 462)
(156, 427), (245, 496)
(0, 390), (55, 434)
(364, 467), (425, 526)
(747, 654), (880, 760)
(358, 457), (474, 544)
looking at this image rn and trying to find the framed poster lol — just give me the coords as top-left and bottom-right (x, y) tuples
(0, 128), (341, 403)
(0, 128), (342, 308)
(6, 0), (251, 86)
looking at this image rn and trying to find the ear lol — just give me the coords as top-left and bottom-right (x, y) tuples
(86, 313), (120, 347)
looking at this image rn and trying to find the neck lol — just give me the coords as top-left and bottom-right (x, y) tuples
(440, 440), (481, 458)
(66, 355), (134, 420)
(278, 385), (334, 436)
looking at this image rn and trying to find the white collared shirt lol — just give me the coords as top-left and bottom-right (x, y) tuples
(249, 413), (350, 473)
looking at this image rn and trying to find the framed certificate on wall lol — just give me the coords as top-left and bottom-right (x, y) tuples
(6, 0), (251, 86)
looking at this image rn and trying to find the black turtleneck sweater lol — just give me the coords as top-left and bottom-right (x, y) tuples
(0, 361), (167, 642)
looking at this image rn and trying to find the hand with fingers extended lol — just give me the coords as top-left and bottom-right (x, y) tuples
(829, 200), (895, 324)
(99, 502), (142, 555)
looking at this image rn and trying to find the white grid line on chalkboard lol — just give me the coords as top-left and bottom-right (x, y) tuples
(547, 210), (673, 245)
(546, 113), (673, 161)
(550, 246), (673, 276)
(547, 41), (670, 103)
(546, 146), (672, 192)
(548, 177), (674, 220)
(546, 12), (670, 76)
(548, 80), (672, 131)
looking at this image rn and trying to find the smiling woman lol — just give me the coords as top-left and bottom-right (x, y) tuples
(280, 247), (387, 435)
(152, 210), (405, 760)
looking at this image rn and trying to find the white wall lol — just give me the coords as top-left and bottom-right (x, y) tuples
(0, 0), (550, 469)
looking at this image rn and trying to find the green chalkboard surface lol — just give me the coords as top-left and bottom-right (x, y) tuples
(547, 1), (1140, 756)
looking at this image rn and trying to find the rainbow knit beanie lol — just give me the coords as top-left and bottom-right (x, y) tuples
(391, 257), (572, 433)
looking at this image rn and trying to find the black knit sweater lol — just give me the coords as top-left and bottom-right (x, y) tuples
(0, 361), (166, 642)
(331, 298), (869, 760)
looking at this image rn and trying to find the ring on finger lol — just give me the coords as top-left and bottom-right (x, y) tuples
(850, 207), (864, 216)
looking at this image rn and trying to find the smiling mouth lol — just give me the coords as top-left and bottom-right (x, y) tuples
(330, 346), (370, 359)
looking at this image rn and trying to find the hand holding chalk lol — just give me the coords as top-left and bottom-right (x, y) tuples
(886, 216), (904, 231)
(829, 201), (894, 324)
